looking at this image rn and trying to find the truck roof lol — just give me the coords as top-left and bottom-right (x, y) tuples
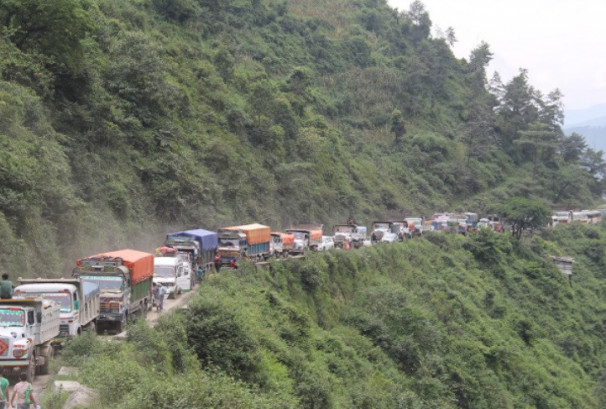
(16, 283), (78, 293)
(77, 249), (154, 285)
(166, 229), (218, 251)
(154, 257), (183, 267)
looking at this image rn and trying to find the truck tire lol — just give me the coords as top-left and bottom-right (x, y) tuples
(87, 320), (97, 334)
(37, 347), (54, 375)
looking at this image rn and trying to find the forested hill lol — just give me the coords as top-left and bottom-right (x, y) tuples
(1, 0), (604, 274)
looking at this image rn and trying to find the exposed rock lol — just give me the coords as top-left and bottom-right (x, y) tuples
(62, 385), (100, 409)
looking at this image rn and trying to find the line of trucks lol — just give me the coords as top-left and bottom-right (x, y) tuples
(0, 220), (421, 381)
(0, 228), (222, 381)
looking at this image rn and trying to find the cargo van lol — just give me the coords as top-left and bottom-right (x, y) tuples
(153, 257), (192, 298)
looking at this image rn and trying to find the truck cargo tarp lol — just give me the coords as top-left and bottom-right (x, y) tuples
(167, 229), (218, 251)
(274, 232), (295, 245)
(79, 249), (154, 285)
(224, 223), (271, 245)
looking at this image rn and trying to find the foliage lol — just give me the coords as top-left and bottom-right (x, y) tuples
(0, 0), (603, 274)
(500, 197), (552, 239)
(56, 227), (606, 408)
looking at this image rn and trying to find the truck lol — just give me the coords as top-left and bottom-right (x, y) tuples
(163, 228), (218, 283)
(332, 224), (367, 249)
(370, 221), (400, 244)
(285, 225), (323, 255)
(153, 256), (192, 298)
(217, 223), (271, 266)
(270, 232), (295, 258)
(14, 278), (100, 341)
(72, 249), (154, 334)
(0, 298), (60, 381)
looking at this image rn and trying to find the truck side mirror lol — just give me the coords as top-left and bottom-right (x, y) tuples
(28, 311), (35, 325)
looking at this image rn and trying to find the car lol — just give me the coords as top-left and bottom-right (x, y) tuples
(318, 236), (335, 251)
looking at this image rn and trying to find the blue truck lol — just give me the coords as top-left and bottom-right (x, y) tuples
(164, 229), (219, 281)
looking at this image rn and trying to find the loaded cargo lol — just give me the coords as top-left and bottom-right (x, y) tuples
(285, 224), (324, 254)
(217, 223), (271, 265)
(73, 249), (153, 333)
(164, 228), (218, 279)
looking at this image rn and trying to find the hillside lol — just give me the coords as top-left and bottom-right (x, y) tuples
(50, 225), (606, 408)
(1, 0), (605, 275)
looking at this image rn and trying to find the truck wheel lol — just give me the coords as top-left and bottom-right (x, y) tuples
(38, 347), (54, 375)
(87, 320), (97, 334)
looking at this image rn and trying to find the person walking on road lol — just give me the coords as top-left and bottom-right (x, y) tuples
(0, 274), (13, 299)
(0, 367), (10, 409)
(10, 372), (38, 409)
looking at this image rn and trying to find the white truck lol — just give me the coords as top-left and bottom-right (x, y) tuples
(153, 257), (192, 299)
(0, 298), (60, 381)
(15, 278), (100, 340)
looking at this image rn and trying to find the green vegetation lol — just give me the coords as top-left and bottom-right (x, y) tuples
(1, 0), (604, 274)
(53, 224), (606, 408)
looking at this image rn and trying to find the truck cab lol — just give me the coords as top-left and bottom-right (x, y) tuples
(153, 257), (191, 298)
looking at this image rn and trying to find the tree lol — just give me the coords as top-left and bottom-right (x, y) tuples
(559, 133), (587, 163)
(0, 0), (94, 73)
(390, 109), (406, 143)
(500, 197), (551, 240)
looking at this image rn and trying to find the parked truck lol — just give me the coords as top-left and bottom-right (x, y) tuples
(72, 249), (154, 334)
(0, 297), (60, 381)
(333, 224), (367, 249)
(14, 278), (100, 342)
(217, 223), (271, 266)
(164, 228), (218, 282)
(270, 232), (295, 258)
(285, 225), (323, 255)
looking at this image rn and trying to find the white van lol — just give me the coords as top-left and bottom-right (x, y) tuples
(153, 257), (191, 298)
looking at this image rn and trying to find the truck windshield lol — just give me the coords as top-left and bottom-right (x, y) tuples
(80, 275), (123, 291)
(16, 293), (72, 312)
(219, 239), (239, 247)
(0, 309), (25, 327)
(154, 266), (176, 278)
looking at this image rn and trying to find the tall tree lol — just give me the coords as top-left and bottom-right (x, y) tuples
(500, 197), (551, 240)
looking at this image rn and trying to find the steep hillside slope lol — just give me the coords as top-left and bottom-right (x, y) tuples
(1, 0), (603, 274)
(54, 225), (606, 408)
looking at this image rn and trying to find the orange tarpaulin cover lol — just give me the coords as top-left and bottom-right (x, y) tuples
(272, 232), (295, 245)
(223, 223), (271, 245)
(77, 249), (154, 285)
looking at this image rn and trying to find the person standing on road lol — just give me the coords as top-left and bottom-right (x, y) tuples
(0, 274), (13, 299)
(157, 284), (167, 311)
(0, 367), (10, 409)
(10, 372), (37, 409)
